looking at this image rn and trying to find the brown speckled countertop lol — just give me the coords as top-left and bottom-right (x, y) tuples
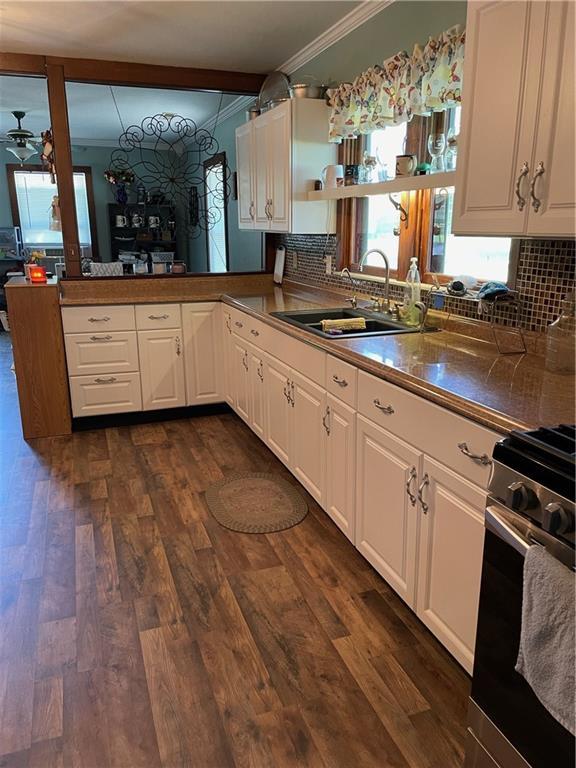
(223, 284), (575, 435)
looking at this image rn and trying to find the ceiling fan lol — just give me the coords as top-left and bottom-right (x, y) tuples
(0, 111), (42, 163)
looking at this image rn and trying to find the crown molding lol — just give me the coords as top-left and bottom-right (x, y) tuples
(200, 0), (392, 130)
(280, 0), (394, 76)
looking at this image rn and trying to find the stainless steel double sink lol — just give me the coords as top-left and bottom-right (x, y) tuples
(270, 307), (438, 339)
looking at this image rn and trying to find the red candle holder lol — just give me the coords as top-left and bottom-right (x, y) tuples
(29, 265), (47, 283)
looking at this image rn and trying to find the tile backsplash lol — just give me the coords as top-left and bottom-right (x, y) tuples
(277, 234), (575, 333)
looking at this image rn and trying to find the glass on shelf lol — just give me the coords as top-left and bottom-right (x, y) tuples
(427, 132), (446, 173)
(445, 129), (458, 171)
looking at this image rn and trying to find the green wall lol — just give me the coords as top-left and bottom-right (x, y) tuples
(291, 0), (466, 86)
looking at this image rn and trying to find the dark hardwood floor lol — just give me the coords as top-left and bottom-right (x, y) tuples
(0, 330), (470, 768)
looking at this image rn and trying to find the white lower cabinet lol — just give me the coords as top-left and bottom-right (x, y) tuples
(325, 393), (356, 542)
(69, 373), (142, 417)
(415, 457), (485, 674)
(264, 354), (292, 466)
(291, 370), (326, 506)
(248, 346), (266, 441)
(138, 329), (186, 411)
(356, 415), (421, 606)
(221, 308), (235, 407)
(232, 336), (250, 423)
(182, 303), (221, 405)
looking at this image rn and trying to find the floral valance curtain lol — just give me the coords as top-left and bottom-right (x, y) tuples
(326, 25), (465, 143)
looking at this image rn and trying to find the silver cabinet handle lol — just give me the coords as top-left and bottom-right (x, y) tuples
(148, 313), (169, 320)
(264, 201), (270, 219)
(225, 316), (232, 333)
(249, 202), (255, 220)
(373, 398), (394, 414)
(89, 335), (112, 342)
(405, 466), (417, 507)
(515, 161), (530, 211)
(290, 381), (295, 407)
(332, 374), (348, 388)
(458, 442), (492, 466)
(235, 321), (243, 329)
(268, 198), (273, 220)
(88, 316), (111, 323)
(418, 473), (429, 514)
(242, 350), (248, 371)
(257, 361), (264, 382)
(283, 378), (291, 403)
(322, 405), (331, 436)
(94, 376), (117, 384)
(529, 161), (545, 212)
(175, 336), (181, 356)
(250, 329), (259, 337)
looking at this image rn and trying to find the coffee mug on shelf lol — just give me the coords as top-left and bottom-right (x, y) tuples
(321, 164), (344, 189)
(148, 215), (160, 229)
(115, 214), (128, 227)
(395, 154), (418, 177)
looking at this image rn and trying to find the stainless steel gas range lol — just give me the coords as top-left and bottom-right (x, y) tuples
(465, 424), (575, 768)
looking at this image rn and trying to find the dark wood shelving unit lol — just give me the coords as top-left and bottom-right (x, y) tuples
(107, 203), (178, 262)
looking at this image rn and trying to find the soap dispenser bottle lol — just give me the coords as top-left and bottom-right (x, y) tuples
(404, 257), (421, 326)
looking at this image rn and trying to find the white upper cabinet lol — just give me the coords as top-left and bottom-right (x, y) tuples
(453, 1), (575, 237)
(181, 303), (221, 406)
(235, 99), (336, 234)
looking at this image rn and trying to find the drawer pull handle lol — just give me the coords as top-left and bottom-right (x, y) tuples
(242, 351), (249, 371)
(458, 442), (492, 466)
(405, 466), (417, 507)
(373, 398), (394, 414)
(332, 374), (348, 387)
(88, 316), (111, 323)
(418, 473), (429, 514)
(175, 336), (181, 356)
(94, 376), (117, 384)
(250, 329), (260, 337)
(148, 314), (169, 320)
(235, 321), (244, 328)
(283, 379), (291, 403)
(257, 361), (264, 382)
(89, 335), (112, 342)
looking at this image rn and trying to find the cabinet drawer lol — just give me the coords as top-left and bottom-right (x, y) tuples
(358, 370), (498, 487)
(228, 307), (271, 349)
(62, 305), (135, 333)
(69, 373), (142, 417)
(64, 331), (139, 376)
(135, 304), (181, 330)
(326, 355), (357, 408)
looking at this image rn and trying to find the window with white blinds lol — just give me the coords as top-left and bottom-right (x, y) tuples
(13, 170), (92, 247)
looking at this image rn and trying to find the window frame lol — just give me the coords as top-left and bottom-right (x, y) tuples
(6, 163), (99, 261)
(203, 151), (230, 273)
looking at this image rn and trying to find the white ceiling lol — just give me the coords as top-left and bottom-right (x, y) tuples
(0, 76), (242, 145)
(0, 1), (358, 73)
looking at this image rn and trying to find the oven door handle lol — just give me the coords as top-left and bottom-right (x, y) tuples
(485, 505), (530, 558)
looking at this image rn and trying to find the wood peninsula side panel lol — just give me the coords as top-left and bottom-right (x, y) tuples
(6, 278), (72, 439)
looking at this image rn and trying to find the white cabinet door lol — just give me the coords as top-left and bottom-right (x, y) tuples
(232, 336), (250, 423)
(291, 369), (326, 506)
(182, 303), (222, 405)
(138, 329), (186, 411)
(267, 100), (291, 232)
(248, 346), (266, 441)
(221, 309), (235, 407)
(526, 1), (575, 237)
(416, 456), (486, 674)
(264, 355), (292, 467)
(356, 415), (421, 606)
(452, 1), (544, 235)
(235, 121), (255, 230)
(325, 394), (356, 542)
(253, 114), (271, 229)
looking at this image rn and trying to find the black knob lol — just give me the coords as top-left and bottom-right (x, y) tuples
(542, 502), (575, 536)
(506, 481), (537, 512)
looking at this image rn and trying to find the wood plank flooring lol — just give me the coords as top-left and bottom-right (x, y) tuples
(0, 332), (471, 768)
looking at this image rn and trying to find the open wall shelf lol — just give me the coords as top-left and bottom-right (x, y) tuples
(306, 171), (456, 200)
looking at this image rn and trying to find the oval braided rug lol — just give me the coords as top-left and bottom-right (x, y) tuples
(205, 472), (308, 533)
